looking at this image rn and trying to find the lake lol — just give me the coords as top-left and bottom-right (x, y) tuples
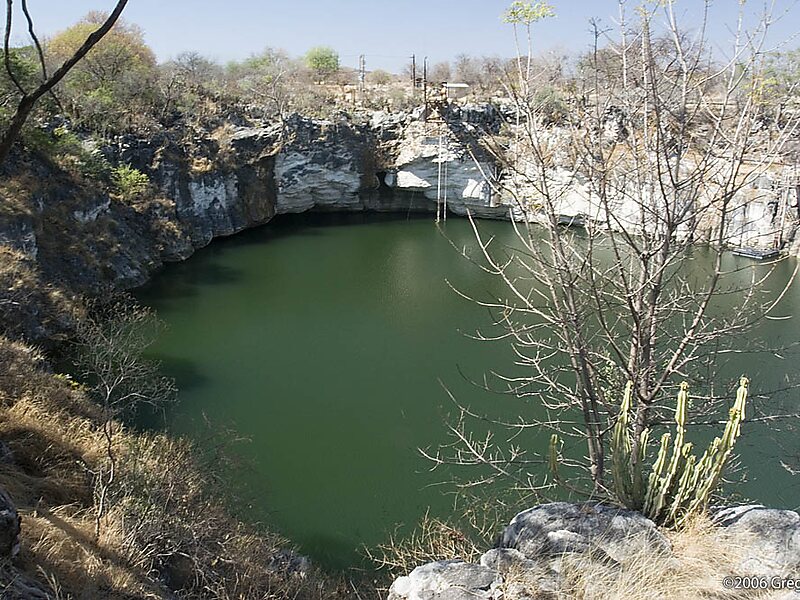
(136, 212), (799, 570)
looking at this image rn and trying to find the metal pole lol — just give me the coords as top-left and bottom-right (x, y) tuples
(411, 54), (416, 95)
(358, 54), (366, 101)
(423, 56), (428, 121)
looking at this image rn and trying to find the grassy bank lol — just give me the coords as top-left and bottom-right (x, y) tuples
(0, 331), (382, 598)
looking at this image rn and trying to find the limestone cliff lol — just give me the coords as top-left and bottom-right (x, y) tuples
(1, 105), (797, 342)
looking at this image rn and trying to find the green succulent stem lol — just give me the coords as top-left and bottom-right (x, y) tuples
(608, 377), (749, 527)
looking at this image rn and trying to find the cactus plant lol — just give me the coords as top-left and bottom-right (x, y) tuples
(611, 377), (749, 527)
(548, 433), (560, 482)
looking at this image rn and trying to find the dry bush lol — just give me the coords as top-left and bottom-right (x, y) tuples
(368, 511), (486, 580)
(111, 431), (380, 599)
(0, 336), (152, 598)
(0, 339), (99, 508)
(369, 491), (532, 582)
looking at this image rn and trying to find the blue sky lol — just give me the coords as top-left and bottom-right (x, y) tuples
(16, 1), (800, 72)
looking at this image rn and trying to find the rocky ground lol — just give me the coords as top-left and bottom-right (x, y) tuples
(389, 502), (800, 600)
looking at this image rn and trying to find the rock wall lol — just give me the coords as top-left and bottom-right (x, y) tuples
(1, 104), (797, 341)
(94, 110), (507, 285)
(0, 107), (512, 343)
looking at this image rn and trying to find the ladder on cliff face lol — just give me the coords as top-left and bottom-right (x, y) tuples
(773, 166), (800, 249)
(436, 127), (449, 223)
(428, 104), (449, 224)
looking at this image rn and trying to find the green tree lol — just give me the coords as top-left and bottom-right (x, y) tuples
(47, 11), (157, 133)
(0, 47), (39, 117)
(112, 164), (149, 201)
(304, 46), (339, 83)
(0, 1), (129, 165)
(760, 49), (800, 125)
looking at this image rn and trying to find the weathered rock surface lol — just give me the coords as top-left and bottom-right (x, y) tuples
(388, 502), (800, 600)
(714, 505), (800, 578)
(500, 501), (670, 564)
(387, 120), (508, 219)
(388, 502), (670, 600)
(388, 560), (499, 600)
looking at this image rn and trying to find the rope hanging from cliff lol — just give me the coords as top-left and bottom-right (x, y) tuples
(436, 131), (444, 223)
(443, 133), (448, 223)
(436, 123), (449, 223)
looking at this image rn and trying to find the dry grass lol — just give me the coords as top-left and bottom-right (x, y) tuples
(0, 246), (79, 342)
(368, 511), (486, 579)
(369, 491), (535, 583)
(374, 505), (787, 600)
(0, 174), (39, 218)
(521, 515), (777, 600)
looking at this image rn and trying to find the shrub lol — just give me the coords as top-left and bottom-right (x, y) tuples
(304, 46), (339, 82)
(47, 13), (159, 133)
(532, 85), (568, 124)
(112, 164), (149, 201)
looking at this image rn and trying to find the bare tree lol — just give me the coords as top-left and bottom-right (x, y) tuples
(73, 297), (176, 537)
(0, 0), (129, 165)
(429, 0), (800, 508)
(429, 61), (452, 84)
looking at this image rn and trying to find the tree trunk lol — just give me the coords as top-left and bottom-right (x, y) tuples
(0, 95), (35, 165)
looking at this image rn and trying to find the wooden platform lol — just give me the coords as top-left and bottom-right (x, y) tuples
(731, 247), (782, 260)
(557, 214), (586, 227)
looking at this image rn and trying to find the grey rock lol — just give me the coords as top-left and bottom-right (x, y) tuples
(498, 502), (670, 564)
(72, 196), (111, 224)
(0, 487), (20, 558)
(388, 503), (669, 600)
(388, 560), (499, 600)
(479, 548), (537, 574)
(0, 441), (14, 465)
(387, 502), (800, 600)
(0, 564), (52, 599)
(386, 121), (507, 220)
(480, 548), (560, 599)
(713, 505), (800, 578)
(268, 549), (311, 577)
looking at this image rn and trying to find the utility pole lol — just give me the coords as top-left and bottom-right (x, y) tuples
(358, 54), (366, 102)
(411, 54), (416, 96)
(423, 56), (428, 121)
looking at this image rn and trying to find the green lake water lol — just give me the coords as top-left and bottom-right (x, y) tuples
(136, 213), (799, 570)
